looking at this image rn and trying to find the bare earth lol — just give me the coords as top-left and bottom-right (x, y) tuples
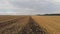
(0, 16), (60, 34)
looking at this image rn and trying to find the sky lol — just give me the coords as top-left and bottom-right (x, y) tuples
(0, 0), (60, 15)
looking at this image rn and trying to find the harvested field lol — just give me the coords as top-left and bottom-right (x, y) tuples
(32, 16), (60, 34)
(0, 16), (60, 34)
(0, 16), (48, 34)
(0, 16), (29, 34)
(0, 16), (26, 21)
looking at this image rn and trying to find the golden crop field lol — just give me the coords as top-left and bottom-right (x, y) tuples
(0, 16), (60, 34)
(32, 16), (60, 34)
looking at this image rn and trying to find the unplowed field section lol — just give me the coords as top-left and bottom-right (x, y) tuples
(32, 16), (60, 34)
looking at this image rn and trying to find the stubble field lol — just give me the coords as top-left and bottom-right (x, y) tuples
(0, 16), (60, 34)
(32, 16), (60, 34)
